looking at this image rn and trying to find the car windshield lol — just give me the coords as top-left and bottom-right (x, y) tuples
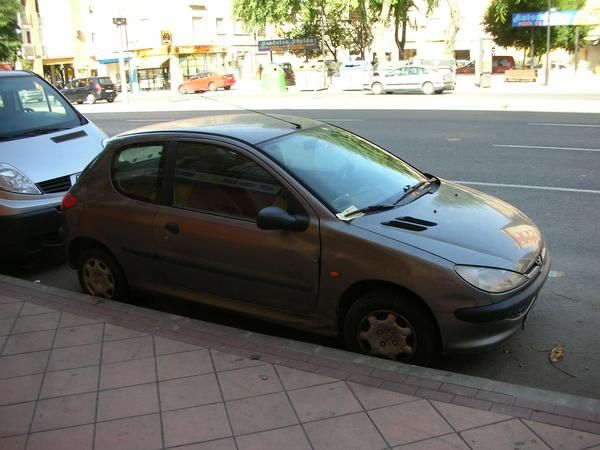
(0, 74), (84, 141)
(258, 125), (426, 216)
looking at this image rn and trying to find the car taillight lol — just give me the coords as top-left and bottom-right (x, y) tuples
(96, 84), (101, 93)
(62, 192), (78, 210)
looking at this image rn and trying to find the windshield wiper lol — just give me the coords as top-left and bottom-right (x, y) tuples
(337, 203), (396, 220)
(394, 175), (440, 205)
(1, 127), (70, 140)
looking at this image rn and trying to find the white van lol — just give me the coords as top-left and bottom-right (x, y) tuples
(0, 71), (106, 262)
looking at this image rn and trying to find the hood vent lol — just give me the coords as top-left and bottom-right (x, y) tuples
(382, 216), (437, 232)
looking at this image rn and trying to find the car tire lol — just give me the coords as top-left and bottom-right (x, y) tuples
(371, 82), (384, 95)
(434, 90), (444, 94)
(178, 85), (188, 95)
(77, 247), (128, 301)
(77, 101), (83, 104)
(86, 93), (97, 104)
(107, 98), (115, 103)
(422, 82), (434, 95)
(343, 289), (438, 365)
(208, 81), (217, 91)
(224, 86), (231, 90)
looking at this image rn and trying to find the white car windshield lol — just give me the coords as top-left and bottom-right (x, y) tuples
(259, 125), (426, 215)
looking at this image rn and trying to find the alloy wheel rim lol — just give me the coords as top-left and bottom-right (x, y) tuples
(357, 310), (415, 361)
(83, 258), (115, 298)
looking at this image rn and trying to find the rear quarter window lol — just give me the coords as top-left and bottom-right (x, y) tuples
(111, 143), (165, 204)
(97, 77), (114, 86)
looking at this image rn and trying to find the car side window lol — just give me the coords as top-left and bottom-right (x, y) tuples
(111, 143), (165, 204)
(173, 141), (303, 220)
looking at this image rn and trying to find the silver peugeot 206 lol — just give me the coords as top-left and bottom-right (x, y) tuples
(63, 114), (550, 365)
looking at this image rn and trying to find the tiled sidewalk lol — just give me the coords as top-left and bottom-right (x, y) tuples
(1, 276), (600, 450)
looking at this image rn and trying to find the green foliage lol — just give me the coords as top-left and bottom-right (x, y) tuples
(484, 0), (589, 55)
(0, 0), (22, 61)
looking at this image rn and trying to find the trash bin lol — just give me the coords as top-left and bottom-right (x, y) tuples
(295, 63), (328, 91)
(338, 61), (372, 90)
(479, 72), (491, 88)
(261, 64), (287, 93)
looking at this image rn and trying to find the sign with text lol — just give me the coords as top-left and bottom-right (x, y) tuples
(258, 38), (320, 52)
(512, 9), (600, 27)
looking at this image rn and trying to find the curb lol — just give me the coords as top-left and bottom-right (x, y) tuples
(1, 274), (599, 435)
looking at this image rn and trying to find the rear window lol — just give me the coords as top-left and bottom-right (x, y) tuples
(97, 77), (114, 86)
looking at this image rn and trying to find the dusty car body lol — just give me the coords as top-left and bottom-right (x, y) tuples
(63, 114), (549, 364)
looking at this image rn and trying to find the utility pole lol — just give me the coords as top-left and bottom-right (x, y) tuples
(544, 0), (551, 86)
(113, 17), (129, 103)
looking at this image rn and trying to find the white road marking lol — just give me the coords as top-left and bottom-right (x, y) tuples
(493, 144), (600, 153)
(528, 123), (600, 128)
(453, 181), (600, 195)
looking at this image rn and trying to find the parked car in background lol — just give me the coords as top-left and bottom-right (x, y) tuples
(0, 70), (107, 262)
(414, 58), (456, 88)
(456, 60), (475, 74)
(61, 76), (117, 104)
(456, 56), (516, 75)
(63, 113), (549, 365)
(364, 65), (453, 94)
(178, 72), (236, 94)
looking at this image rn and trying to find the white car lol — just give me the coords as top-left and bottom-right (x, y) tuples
(364, 65), (453, 95)
(0, 70), (106, 262)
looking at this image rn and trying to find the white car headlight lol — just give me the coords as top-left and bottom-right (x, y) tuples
(0, 163), (42, 194)
(454, 265), (527, 293)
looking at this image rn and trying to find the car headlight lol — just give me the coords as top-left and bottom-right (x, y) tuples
(454, 265), (527, 293)
(0, 163), (42, 194)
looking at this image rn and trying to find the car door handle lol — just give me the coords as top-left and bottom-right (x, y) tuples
(165, 222), (179, 235)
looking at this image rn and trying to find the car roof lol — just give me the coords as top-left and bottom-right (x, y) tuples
(115, 113), (322, 145)
(0, 70), (38, 78)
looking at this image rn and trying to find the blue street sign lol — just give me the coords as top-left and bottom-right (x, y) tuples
(512, 10), (578, 27)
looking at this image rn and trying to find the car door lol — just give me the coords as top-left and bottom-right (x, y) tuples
(383, 67), (410, 91)
(154, 139), (321, 314)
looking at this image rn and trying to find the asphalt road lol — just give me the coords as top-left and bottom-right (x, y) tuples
(6, 108), (600, 399)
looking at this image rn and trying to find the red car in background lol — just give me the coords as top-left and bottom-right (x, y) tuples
(456, 56), (515, 74)
(178, 72), (236, 94)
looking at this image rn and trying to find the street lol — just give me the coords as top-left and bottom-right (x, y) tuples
(5, 107), (600, 400)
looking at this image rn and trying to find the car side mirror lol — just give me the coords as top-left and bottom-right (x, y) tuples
(257, 206), (308, 231)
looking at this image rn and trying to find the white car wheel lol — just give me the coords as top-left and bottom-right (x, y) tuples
(422, 82), (434, 95)
(371, 82), (384, 95)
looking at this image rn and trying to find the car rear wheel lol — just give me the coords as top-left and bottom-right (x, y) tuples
(343, 289), (437, 365)
(86, 93), (97, 104)
(208, 81), (217, 91)
(107, 98), (115, 103)
(224, 86), (231, 90)
(371, 82), (384, 95)
(422, 82), (434, 95)
(77, 247), (128, 301)
(178, 85), (188, 95)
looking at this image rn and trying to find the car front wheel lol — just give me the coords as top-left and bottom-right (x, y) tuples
(422, 82), (434, 95)
(77, 247), (128, 301)
(371, 82), (384, 95)
(178, 85), (188, 95)
(86, 93), (97, 104)
(343, 289), (437, 365)
(208, 81), (217, 91)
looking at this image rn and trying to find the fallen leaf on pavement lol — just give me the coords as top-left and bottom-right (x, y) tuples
(549, 344), (564, 363)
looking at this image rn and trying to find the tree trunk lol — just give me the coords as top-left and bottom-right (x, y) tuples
(375, 0), (391, 63)
(445, 0), (460, 58)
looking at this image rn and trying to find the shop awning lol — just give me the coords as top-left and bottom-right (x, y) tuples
(98, 57), (131, 64)
(136, 56), (170, 69)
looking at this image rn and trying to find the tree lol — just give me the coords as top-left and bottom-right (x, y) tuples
(484, 0), (588, 57)
(0, 0), (22, 62)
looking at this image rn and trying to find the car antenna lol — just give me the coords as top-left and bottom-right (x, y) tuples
(198, 94), (302, 129)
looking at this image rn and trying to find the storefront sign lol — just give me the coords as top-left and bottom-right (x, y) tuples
(258, 38), (319, 52)
(161, 30), (172, 45)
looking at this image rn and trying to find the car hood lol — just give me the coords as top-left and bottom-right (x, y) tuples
(351, 181), (543, 273)
(1, 123), (106, 183)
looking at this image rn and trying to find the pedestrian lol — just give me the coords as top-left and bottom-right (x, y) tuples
(257, 64), (263, 80)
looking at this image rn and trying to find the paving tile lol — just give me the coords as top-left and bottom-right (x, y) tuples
(0, 350), (49, 379)
(95, 413), (162, 450)
(97, 383), (159, 421)
(0, 402), (35, 438)
(53, 323), (104, 348)
(19, 303), (55, 316)
(288, 381), (363, 422)
(524, 419), (600, 449)
(31, 392), (96, 432)
(226, 392), (298, 435)
(40, 366), (99, 398)
(210, 349), (265, 372)
(0, 435), (26, 450)
(304, 412), (388, 450)
(0, 302), (23, 319)
(165, 439), (237, 450)
(431, 400), (511, 432)
(157, 349), (213, 381)
(47, 343), (101, 371)
(572, 419), (600, 434)
(58, 312), (101, 328)
(1, 329), (55, 355)
(99, 357), (157, 390)
(11, 312), (60, 334)
(393, 433), (469, 449)
(155, 336), (201, 355)
(0, 318), (15, 336)
(101, 335), (154, 364)
(27, 424), (94, 450)
(530, 411), (573, 428)
(0, 295), (20, 304)
(218, 365), (282, 401)
(103, 324), (147, 341)
(460, 418), (550, 449)
(349, 381), (419, 410)
(236, 425), (312, 450)
(159, 373), (222, 411)
(162, 403), (231, 447)
(369, 399), (454, 446)
(275, 364), (337, 390)
(0, 373), (43, 406)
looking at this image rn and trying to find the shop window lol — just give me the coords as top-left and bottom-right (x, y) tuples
(455, 50), (470, 61)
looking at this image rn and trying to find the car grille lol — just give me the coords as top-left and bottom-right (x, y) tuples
(37, 175), (71, 194)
